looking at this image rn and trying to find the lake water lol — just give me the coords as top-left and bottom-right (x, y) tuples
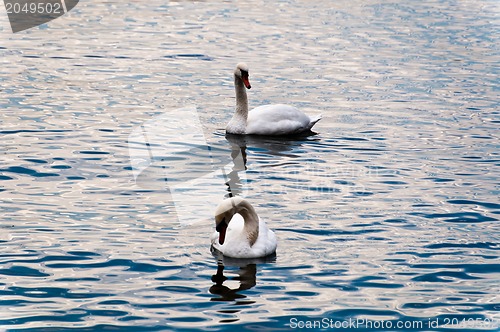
(1, 0), (499, 331)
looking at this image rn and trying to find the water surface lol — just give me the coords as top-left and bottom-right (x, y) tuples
(0, 0), (499, 331)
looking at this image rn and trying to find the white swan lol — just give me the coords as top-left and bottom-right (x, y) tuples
(211, 197), (277, 258)
(226, 63), (322, 136)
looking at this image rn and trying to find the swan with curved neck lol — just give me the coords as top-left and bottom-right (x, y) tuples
(211, 197), (277, 258)
(226, 63), (322, 136)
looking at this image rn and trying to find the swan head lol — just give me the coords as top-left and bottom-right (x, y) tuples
(214, 196), (246, 245)
(234, 63), (251, 89)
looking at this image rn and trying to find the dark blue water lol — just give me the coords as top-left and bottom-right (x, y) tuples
(1, 0), (499, 331)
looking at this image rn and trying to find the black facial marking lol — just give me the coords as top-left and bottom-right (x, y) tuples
(216, 217), (226, 232)
(241, 70), (249, 78)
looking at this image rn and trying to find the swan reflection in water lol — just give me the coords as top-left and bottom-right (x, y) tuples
(209, 250), (277, 302)
(225, 132), (320, 159)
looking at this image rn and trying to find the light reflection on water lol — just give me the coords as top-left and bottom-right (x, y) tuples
(1, 0), (499, 330)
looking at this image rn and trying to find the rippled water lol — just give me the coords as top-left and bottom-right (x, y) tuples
(1, 0), (499, 331)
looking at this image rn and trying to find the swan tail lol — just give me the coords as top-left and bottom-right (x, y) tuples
(308, 114), (322, 130)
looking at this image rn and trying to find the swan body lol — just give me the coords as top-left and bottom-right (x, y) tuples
(211, 197), (277, 258)
(246, 104), (322, 136)
(226, 63), (322, 136)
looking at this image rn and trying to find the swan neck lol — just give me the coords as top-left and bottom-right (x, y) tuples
(234, 75), (248, 118)
(237, 201), (259, 246)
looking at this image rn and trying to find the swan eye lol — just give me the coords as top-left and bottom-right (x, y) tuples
(240, 70), (249, 78)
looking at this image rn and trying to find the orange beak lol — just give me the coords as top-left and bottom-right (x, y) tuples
(242, 76), (251, 89)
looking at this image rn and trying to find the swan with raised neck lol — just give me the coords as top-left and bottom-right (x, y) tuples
(226, 63), (322, 136)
